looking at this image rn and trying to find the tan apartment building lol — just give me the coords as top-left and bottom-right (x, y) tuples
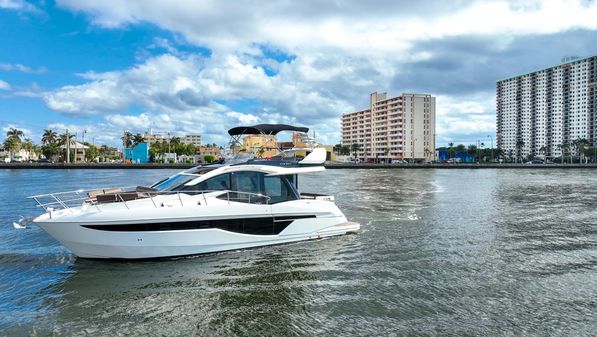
(341, 92), (436, 162)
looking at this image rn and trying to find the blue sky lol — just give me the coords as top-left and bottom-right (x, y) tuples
(1, 0), (597, 147)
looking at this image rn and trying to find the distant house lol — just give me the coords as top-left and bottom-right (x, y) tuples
(197, 145), (222, 159)
(125, 142), (149, 163)
(61, 140), (89, 162)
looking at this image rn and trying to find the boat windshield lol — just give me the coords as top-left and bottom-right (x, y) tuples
(151, 167), (215, 191)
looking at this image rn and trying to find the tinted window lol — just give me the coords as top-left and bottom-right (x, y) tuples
(199, 174), (231, 191)
(264, 175), (298, 204)
(234, 171), (262, 194)
(176, 173), (230, 193)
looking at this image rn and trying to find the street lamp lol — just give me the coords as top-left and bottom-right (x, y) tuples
(487, 135), (493, 163)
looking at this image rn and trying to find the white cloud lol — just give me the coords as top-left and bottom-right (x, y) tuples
(0, 79), (10, 90)
(55, 0), (597, 55)
(0, 0), (39, 12)
(40, 0), (597, 146)
(0, 63), (47, 74)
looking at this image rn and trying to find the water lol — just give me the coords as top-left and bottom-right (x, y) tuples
(0, 169), (596, 336)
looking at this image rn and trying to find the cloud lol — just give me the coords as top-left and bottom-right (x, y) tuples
(40, 0), (597, 146)
(0, 0), (39, 13)
(55, 0), (597, 55)
(0, 79), (10, 90)
(0, 63), (47, 74)
(44, 54), (209, 115)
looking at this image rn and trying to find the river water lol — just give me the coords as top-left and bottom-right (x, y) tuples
(0, 168), (596, 336)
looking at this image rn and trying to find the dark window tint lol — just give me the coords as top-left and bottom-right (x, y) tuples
(234, 171), (262, 194)
(175, 173), (230, 193)
(264, 175), (298, 204)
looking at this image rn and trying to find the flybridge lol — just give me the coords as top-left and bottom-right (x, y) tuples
(226, 123), (325, 165)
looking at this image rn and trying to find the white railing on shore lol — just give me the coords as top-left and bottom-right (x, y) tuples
(28, 188), (271, 213)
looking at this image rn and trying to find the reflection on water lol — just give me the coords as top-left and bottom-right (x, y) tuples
(1, 168), (596, 336)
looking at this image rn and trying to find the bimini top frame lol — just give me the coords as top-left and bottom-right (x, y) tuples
(227, 124), (311, 155)
(228, 124), (309, 136)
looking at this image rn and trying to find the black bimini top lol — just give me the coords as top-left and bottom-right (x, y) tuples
(228, 124), (309, 136)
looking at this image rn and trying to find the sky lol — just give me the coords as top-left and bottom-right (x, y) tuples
(1, 0), (597, 148)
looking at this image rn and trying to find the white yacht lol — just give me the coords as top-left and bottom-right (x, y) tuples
(29, 124), (359, 259)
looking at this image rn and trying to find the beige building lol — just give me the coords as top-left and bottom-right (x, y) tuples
(143, 132), (164, 144)
(341, 92), (436, 162)
(242, 135), (278, 158)
(182, 134), (202, 147)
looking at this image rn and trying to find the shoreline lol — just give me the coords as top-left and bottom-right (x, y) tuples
(1, 162), (596, 169)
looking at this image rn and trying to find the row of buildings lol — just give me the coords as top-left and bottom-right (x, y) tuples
(341, 55), (596, 162)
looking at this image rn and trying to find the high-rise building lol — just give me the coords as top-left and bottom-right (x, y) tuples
(341, 92), (436, 162)
(496, 55), (597, 159)
(182, 134), (202, 147)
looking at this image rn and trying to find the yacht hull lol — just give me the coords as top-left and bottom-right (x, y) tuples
(36, 220), (359, 259)
(33, 199), (359, 259)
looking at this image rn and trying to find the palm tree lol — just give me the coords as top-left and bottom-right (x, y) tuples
(41, 129), (57, 145)
(132, 133), (145, 147)
(515, 140), (524, 163)
(257, 146), (265, 158)
(538, 145), (550, 163)
(333, 144), (342, 156)
(557, 143), (568, 164)
(22, 138), (34, 152)
(170, 136), (181, 147)
(6, 128), (24, 142)
(350, 143), (362, 160)
(3, 137), (20, 161)
(448, 142), (454, 159)
(576, 138), (588, 164)
(121, 131), (133, 148)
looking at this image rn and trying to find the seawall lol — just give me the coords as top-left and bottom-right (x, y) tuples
(1, 162), (596, 169)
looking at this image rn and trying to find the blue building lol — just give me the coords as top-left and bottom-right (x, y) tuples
(455, 151), (475, 163)
(125, 142), (149, 163)
(438, 150), (449, 161)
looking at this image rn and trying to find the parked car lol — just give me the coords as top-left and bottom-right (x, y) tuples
(525, 159), (544, 164)
(391, 159), (408, 165)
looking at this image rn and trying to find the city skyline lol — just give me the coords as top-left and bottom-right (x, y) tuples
(1, 1), (597, 147)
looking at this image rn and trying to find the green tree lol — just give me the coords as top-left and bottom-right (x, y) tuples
(6, 127), (24, 142)
(448, 142), (454, 158)
(42, 143), (61, 161)
(84, 143), (99, 162)
(132, 133), (145, 147)
(350, 143), (362, 160)
(41, 129), (57, 145)
(340, 145), (350, 155)
(575, 138), (588, 164)
(333, 144), (342, 156)
(257, 146), (265, 158)
(3, 136), (20, 161)
(515, 140), (525, 163)
(204, 155), (216, 163)
(557, 143), (568, 164)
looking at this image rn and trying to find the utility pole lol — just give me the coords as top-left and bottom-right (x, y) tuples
(82, 130), (87, 162)
(487, 135), (493, 163)
(74, 132), (77, 163)
(66, 129), (70, 164)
